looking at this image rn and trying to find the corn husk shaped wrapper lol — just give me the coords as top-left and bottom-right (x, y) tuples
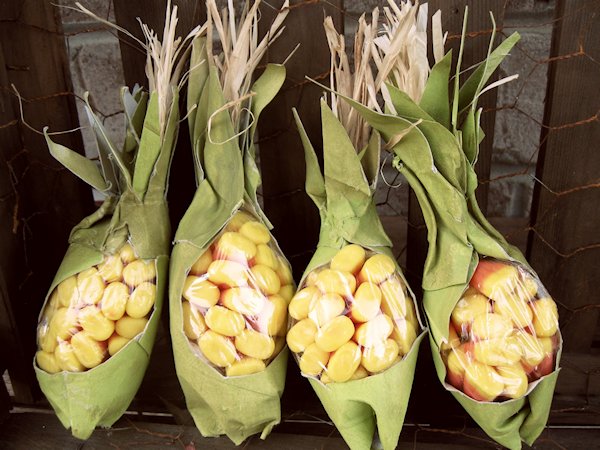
(169, 37), (289, 445)
(34, 80), (179, 439)
(293, 101), (426, 450)
(342, 29), (561, 449)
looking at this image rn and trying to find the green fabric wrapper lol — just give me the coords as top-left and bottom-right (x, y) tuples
(34, 86), (178, 439)
(169, 36), (288, 445)
(341, 31), (561, 449)
(293, 100), (426, 450)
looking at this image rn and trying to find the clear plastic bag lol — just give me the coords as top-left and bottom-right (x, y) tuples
(441, 257), (560, 402)
(287, 245), (420, 383)
(180, 209), (294, 377)
(36, 243), (157, 373)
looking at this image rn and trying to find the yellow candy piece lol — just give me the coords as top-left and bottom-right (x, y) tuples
(440, 325), (461, 353)
(514, 331), (552, 367)
(316, 269), (354, 297)
(320, 372), (332, 384)
(57, 276), (79, 307)
(379, 277), (408, 318)
(447, 347), (469, 378)
(207, 260), (247, 288)
(276, 259), (294, 285)
(221, 287), (265, 316)
(101, 282), (129, 321)
(470, 313), (513, 340)
(250, 264), (281, 296)
(235, 329), (275, 359)
(50, 307), (79, 341)
(226, 210), (255, 231)
(226, 357), (266, 377)
(304, 271), (318, 287)
(350, 282), (382, 322)
(494, 293), (533, 328)
(350, 365), (369, 380)
(108, 334), (130, 356)
(119, 243), (137, 264)
(287, 319), (317, 353)
(255, 244), (279, 270)
(205, 305), (245, 337)
(330, 244), (366, 275)
(183, 276), (220, 308)
(55, 341), (85, 372)
(289, 286), (320, 320)
(262, 295), (288, 336)
(279, 284), (294, 303)
(77, 268), (105, 305)
(300, 343), (329, 376)
(126, 282), (156, 319)
(97, 254), (123, 283)
(122, 260), (156, 287)
(358, 254), (396, 284)
(498, 365), (528, 399)
(182, 301), (207, 340)
(326, 341), (362, 382)
(308, 293), (345, 327)
(391, 318), (417, 355)
(464, 361), (504, 401)
(71, 331), (106, 369)
(531, 297), (558, 337)
(474, 338), (521, 366)
(79, 306), (114, 341)
(361, 339), (399, 373)
(239, 221), (270, 245)
(354, 314), (394, 347)
(198, 330), (238, 367)
(315, 315), (355, 352)
(216, 232), (257, 262)
(37, 324), (57, 353)
(451, 291), (490, 328)
(43, 290), (60, 321)
(515, 275), (538, 301)
(115, 316), (148, 339)
(190, 249), (213, 276)
(36, 351), (61, 374)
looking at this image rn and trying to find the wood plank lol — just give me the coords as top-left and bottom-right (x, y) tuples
(0, 0), (94, 404)
(528, 0), (600, 353)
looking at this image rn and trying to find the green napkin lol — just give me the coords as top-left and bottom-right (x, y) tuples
(293, 100), (426, 450)
(34, 82), (179, 439)
(340, 25), (561, 450)
(169, 37), (289, 445)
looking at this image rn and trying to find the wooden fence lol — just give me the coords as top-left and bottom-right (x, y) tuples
(0, 0), (598, 434)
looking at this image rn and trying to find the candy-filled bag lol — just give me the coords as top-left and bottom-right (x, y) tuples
(168, 5), (291, 443)
(33, 5), (194, 439)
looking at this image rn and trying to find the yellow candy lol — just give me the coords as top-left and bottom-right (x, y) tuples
(276, 259), (294, 285)
(198, 330), (238, 367)
(304, 271), (318, 287)
(514, 331), (551, 367)
(262, 295), (288, 336)
(190, 249), (213, 276)
(235, 329), (275, 360)
(358, 254), (396, 284)
(205, 305), (245, 337)
(279, 284), (294, 303)
(470, 313), (513, 340)
(108, 334), (130, 356)
(299, 343), (329, 376)
(308, 293), (345, 327)
(447, 347), (469, 378)
(77, 268), (105, 305)
(532, 297), (558, 337)
(115, 316), (148, 339)
(316, 269), (353, 297)
(379, 278), (408, 318)
(354, 314), (394, 347)
(226, 210), (255, 231)
(326, 341), (362, 382)
(207, 260), (247, 288)
(50, 307), (79, 341)
(315, 316), (355, 352)
(126, 282), (156, 318)
(122, 260), (156, 287)
(57, 276), (79, 307)
(44, 290), (60, 321)
(79, 306), (114, 341)
(330, 244), (366, 274)
(287, 319), (317, 353)
(101, 282), (129, 321)
(494, 293), (533, 328)
(451, 291), (490, 328)
(350, 365), (369, 380)
(183, 276), (220, 308)
(361, 339), (399, 373)
(55, 341), (85, 372)
(515, 275), (538, 301)
(255, 244), (279, 270)
(37, 324), (57, 353)
(71, 331), (106, 369)
(119, 243), (137, 264)
(391, 318), (417, 355)
(250, 264), (281, 296)
(320, 372), (332, 384)
(182, 301), (207, 340)
(498, 365), (528, 399)
(440, 325), (461, 353)
(474, 338), (521, 366)
(239, 221), (270, 245)
(36, 351), (61, 374)
(221, 287), (265, 316)
(216, 232), (257, 261)
(350, 282), (382, 322)
(97, 254), (123, 283)
(464, 361), (504, 401)
(226, 357), (266, 376)
(289, 286), (320, 320)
